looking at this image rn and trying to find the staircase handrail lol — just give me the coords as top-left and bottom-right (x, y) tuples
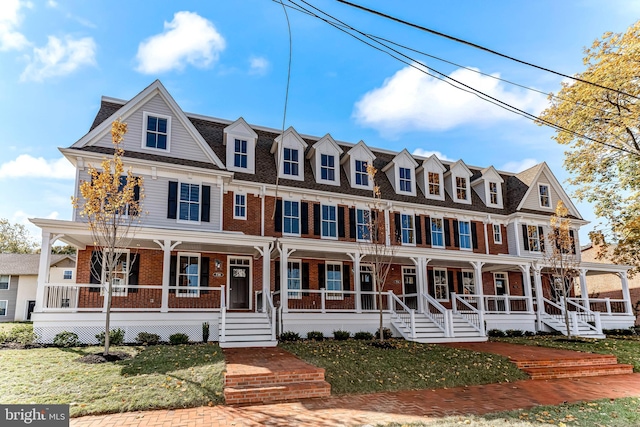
(389, 292), (416, 339)
(452, 293), (484, 334)
(542, 297), (601, 335)
(266, 291), (276, 341)
(420, 292), (449, 335)
(564, 297), (601, 335)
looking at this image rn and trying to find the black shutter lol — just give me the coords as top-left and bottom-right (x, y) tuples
(424, 216), (431, 245)
(427, 269), (434, 295)
(338, 206), (346, 238)
(569, 230), (576, 254)
(453, 220), (459, 248)
(200, 257), (209, 294)
(447, 270), (455, 294)
(89, 250), (102, 292)
(343, 264), (350, 291)
(444, 219), (451, 247)
(128, 254), (139, 293)
(415, 215), (422, 245)
(457, 271), (463, 295)
(349, 208), (356, 239)
(167, 181), (178, 219)
(275, 261), (280, 292)
(131, 183), (141, 216)
(313, 203), (321, 236)
(201, 185), (211, 222)
(471, 222), (478, 249)
(169, 255), (177, 294)
(274, 200), (282, 232)
(301, 202), (309, 235)
(394, 213), (401, 243)
(522, 224), (530, 251)
(318, 264), (325, 289)
(538, 226), (545, 252)
(302, 263), (310, 296)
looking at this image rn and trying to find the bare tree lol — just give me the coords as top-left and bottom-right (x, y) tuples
(72, 119), (144, 355)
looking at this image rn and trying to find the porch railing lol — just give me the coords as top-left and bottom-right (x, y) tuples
(483, 295), (532, 314)
(451, 293), (485, 334)
(564, 297), (602, 335)
(421, 292), (451, 336)
(265, 291), (276, 341)
(219, 285), (226, 343)
(542, 297), (601, 336)
(285, 289), (382, 312)
(570, 297), (630, 316)
(388, 292), (415, 339)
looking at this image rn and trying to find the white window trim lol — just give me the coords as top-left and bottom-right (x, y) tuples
(101, 249), (130, 297)
(400, 213), (416, 246)
(282, 199), (301, 237)
(461, 269), (475, 295)
(426, 171), (444, 200)
(233, 193), (247, 220)
(493, 224), (502, 244)
(287, 259), (302, 300)
(227, 256), (253, 311)
(63, 270), (73, 280)
(493, 272), (510, 295)
(325, 261), (343, 300)
(356, 208), (371, 243)
(430, 217), (445, 248)
(0, 300), (7, 316)
(527, 225), (542, 253)
(487, 181), (503, 208)
(402, 266), (417, 297)
(538, 183), (552, 209)
(0, 275), (10, 290)
(321, 204), (338, 240)
(397, 166), (415, 196)
(458, 220), (472, 251)
(141, 111), (172, 152)
(317, 153), (338, 186)
(176, 252), (201, 298)
(281, 147), (303, 181)
(453, 175), (471, 204)
(226, 134), (256, 174)
(177, 182), (202, 224)
(433, 268), (449, 302)
(233, 139), (248, 169)
(352, 159), (372, 190)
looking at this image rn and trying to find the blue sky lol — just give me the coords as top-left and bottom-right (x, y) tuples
(0, 0), (638, 244)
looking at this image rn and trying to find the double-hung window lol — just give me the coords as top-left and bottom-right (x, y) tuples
(356, 209), (370, 241)
(283, 148), (299, 176)
(399, 167), (412, 192)
(326, 263), (342, 299)
(0, 300), (7, 316)
(320, 154), (335, 181)
(234, 194), (246, 219)
(179, 183), (200, 222)
(433, 269), (448, 301)
(527, 225), (541, 252)
(234, 139), (248, 168)
(287, 260), (301, 299)
(539, 184), (550, 207)
(493, 224), (502, 244)
(428, 172), (440, 196)
(177, 253), (200, 296)
(355, 160), (368, 186)
(456, 177), (467, 200)
(0, 275), (9, 290)
(321, 205), (337, 238)
(102, 251), (129, 296)
(461, 270), (475, 295)
(63, 270), (73, 280)
(145, 114), (168, 150)
(489, 182), (499, 205)
(283, 200), (300, 235)
(401, 214), (415, 244)
(431, 218), (444, 247)
(459, 221), (472, 250)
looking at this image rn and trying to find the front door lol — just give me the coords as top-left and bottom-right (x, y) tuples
(403, 267), (418, 309)
(26, 300), (36, 320)
(360, 265), (375, 310)
(229, 266), (250, 309)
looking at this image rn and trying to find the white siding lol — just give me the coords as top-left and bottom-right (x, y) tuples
(472, 182), (486, 205)
(507, 222), (518, 255)
(520, 171), (563, 211)
(14, 276), (37, 321)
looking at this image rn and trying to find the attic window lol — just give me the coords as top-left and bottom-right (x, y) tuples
(234, 139), (248, 168)
(539, 184), (550, 208)
(456, 177), (468, 200)
(399, 167), (412, 192)
(428, 172), (440, 196)
(320, 154), (335, 181)
(355, 160), (369, 186)
(143, 112), (171, 151)
(489, 182), (499, 205)
(283, 148), (299, 177)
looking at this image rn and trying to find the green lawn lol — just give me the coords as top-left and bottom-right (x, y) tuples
(1, 344), (225, 417)
(280, 339), (527, 395)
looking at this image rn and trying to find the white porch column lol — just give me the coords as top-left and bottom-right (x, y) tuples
(384, 208), (391, 246)
(533, 263), (544, 329)
(483, 217), (490, 255)
(348, 252), (364, 313)
(255, 242), (274, 312)
(154, 239), (181, 313)
(618, 271), (634, 315)
(513, 218), (521, 257)
(518, 264), (533, 313)
(410, 257), (426, 313)
(470, 261), (485, 313)
(34, 231), (57, 312)
(579, 268), (590, 309)
(278, 244), (295, 314)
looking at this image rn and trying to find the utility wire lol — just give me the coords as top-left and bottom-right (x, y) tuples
(337, 0), (640, 101)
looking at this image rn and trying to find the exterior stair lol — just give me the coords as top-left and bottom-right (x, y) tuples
(219, 312), (277, 348)
(540, 313), (605, 339)
(391, 311), (486, 343)
(514, 353), (633, 380)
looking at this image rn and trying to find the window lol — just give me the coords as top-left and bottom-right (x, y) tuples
(493, 224), (502, 244)
(428, 172), (440, 196)
(489, 182), (499, 205)
(320, 154), (335, 181)
(287, 260), (301, 299)
(63, 270), (73, 280)
(0, 275), (9, 290)
(326, 263), (342, 299)
(539, 184), (550, 207)
(102, 252), (129, 296)
(234, 194), (246, 219)
(177, 253), (200, 296)
(283, 148), (299, 176)
(321, 205), (337, 238)
(356, 209), (370, 241)
(0, 300), (6, 316)
(401, 214), (415, 244)
(527, 225), (541, 252)
(459, 221), (471, 250)
(456, 176), (468, 200)
(283, 200), (300, 235)
(355, 160), (368, 186)
(399, 167), (412, 192)
(461, 270), (475, 295)
(179, 183), (200, 222)
(145, 114), (168, 150)
(234, 139), (248, 168)
(433, 269), (448, 301)
(431, 218), (444, 248)
(494, 272), (509, 295)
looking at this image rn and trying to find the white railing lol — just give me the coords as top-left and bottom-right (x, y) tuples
(388, 292), (415, 338)
(421, 292), (451, 336)
(564, 297), (602, 335)
(286, 289), (382, 313)
(542, 297), (601, 336)
(452, 293), (484, 334)
(219, 285), (226, 343)
(572, 297), (630, 316)
(266, 291), (276, 341)
(483, 295), (532, 314)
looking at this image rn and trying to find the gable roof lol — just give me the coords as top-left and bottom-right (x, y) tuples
(0, 254), (75, 275)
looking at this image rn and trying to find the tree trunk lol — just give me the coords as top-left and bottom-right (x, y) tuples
(104, 279), (112, 355)
(378, 285), (384, 341)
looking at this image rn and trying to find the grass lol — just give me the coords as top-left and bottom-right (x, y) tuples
(280, 339), (527, 395)
(1, 343), (225, 417)
(492, 335), (640, 371)
(378, 397), (640, 426)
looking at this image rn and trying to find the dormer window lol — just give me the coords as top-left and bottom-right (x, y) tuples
(456, 177), (467, 200)
(142, 112), (171, 151)
(225, 118), (258, 174)
(321, 154), (335, 181)
(489, 182), (499, 205)
(355, 160), (368, 186)
(283, 148), (299, 176)
(234, 139), (248, 169)
(418, 155), (445, 201)
(539, 184), (550, 208)
(399, 168), (412, 192)
(428, 172), (440, 196)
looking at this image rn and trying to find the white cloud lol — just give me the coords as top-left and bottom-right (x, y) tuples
(47, 0), (57, 7)
(354, 64), (548, 135)
(412, 148), (452, 162)
(135, 11), (225, 74)
(20, 35), (96, 82)
(500, 158), (539, 173)
(0, 154), (75, 179)
(249, 56), (269, 75)
(11, 210), (59, 242)
(0, 0), (30, 51)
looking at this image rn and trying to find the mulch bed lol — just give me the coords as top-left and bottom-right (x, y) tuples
(76, 351), (132, 364)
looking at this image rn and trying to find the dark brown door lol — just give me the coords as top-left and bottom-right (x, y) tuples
(230, 266), (250, 309)
(360, 270), (375, 310)
(26, 300), (36, 320)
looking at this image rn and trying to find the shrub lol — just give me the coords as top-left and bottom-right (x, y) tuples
(135, 332), (160, 345)
(377, 327), (393, 340)
(505, 329), (524, 337)
(202, 322), (210, 343)
(279, 331), (301, 342)
(169, 333), (190, 345)
(95, 328), (125, 346)
(3, 324), (38, 345)
(523, 330), (536, 337)
(333, 330), (350, 341)
(53, 331), (80, 348)
(603, 328), (635, 336)
(354, 331), (374, 340)
(487, 329), (506, 337)
(536, 330), (562, 336)
(307, 331), (324, 341)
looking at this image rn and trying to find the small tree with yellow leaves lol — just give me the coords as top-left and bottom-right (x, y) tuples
(359, 163), (398, 341)
(72, 119), (144, 355)
(544, 201), (580, 338)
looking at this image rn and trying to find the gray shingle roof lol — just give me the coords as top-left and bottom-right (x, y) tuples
(0, 254), (74, 275)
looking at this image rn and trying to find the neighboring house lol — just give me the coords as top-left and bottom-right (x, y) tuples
(30, 80), (636, 347)
(0, 254), (76, 322)
(580, 243), (640, 325)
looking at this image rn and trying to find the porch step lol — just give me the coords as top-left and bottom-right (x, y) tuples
(390, 312), (485, 343)
(541, 314), (604, 338)
(522, 363), (634, 380)
(219, 312), (277, 348)
(224, 381), (331, 405)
